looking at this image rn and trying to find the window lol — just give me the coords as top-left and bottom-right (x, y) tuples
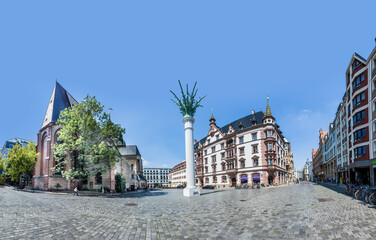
(96, 172), (102, 185)
(239, 137), (244, 144)
(131, 164), (134, 171)
(252, 133), (257, 141)
(353, 110), (365, 125)
(253, 159), (258, 167)
(348, 104), (351, 114)
(204, 150), (207, 156)
(269, 159), (272, 165)
(348, 120), (351, 130)
(267, 131), (272, 137)
(216, 135), (219, 140)
(205, 158), (208, 164)
(268, 143), (272, 150)
(205, 178), (209, 183)
(354, 128), (366, 142)
(207, 139), (210, 144)
(354, 146), (366, 159)
(211, 146), (215, 153)
(221, 143), (225, 150)
(205, 166), (208, 173)
(131, 174), (134, 179)
(221, 152), (225, 160)
(222, 163), (226, 171)
(240, 161), (245, 168)
(212, 155), (216, 162)
(352, 73), (365, 90)
(352, 59), (361, 71)
(252, 145), (258, 153)
(353, 92), (365, 107)
(222, 176), (227, 183)
(213, 176), (217, 183)
(239, 148), (245, 155)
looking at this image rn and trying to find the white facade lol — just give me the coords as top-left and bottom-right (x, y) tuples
(143, 168), (171, 188)
(308, 163), (313, 181)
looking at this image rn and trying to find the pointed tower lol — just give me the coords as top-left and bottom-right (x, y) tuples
(263, 97), (275, 124)
(42, 81), (77, 128)
(209, 113), (216, 126)
(33, 82), (77, 191)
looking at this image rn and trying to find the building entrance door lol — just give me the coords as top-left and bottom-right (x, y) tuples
(231, 177), (236, 187)
(268, 176), (273, 185)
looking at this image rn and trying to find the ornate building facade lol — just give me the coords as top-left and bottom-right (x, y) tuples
(194, 98), (289, 188)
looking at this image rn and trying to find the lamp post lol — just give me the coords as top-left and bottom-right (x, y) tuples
(170, 80), (206, 197)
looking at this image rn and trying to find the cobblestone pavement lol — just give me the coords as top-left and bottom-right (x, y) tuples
(1, 183), (376, 240)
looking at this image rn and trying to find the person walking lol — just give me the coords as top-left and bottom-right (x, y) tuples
(73, 187), (79, 196)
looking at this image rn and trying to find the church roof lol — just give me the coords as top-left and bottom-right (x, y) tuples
(42, 82), (77, 128)
(195, 111), (264, 148)
(119, 145), (141, 156)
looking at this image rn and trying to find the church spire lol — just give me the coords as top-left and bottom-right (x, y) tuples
(41, 81), (77, 128)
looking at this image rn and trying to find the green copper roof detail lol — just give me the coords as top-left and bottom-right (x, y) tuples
(264, 97), (273, 118)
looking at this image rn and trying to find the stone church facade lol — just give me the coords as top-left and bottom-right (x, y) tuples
(32, 82), (146, 191)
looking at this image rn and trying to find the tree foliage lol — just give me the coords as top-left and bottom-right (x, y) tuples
(53, 95), (125, 183)
(170, 80), (206, 117)
(4, 142), (38, 181)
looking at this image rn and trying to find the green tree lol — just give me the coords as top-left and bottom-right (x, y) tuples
(53, 95), (125, 184)
(4, 142), (38, 183)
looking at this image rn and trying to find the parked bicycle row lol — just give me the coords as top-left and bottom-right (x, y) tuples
(345, 184), (376, 205)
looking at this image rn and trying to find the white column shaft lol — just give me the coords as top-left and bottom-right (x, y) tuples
(184, 117), (195, 188)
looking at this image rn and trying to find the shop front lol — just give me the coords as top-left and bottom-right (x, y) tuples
(252, 173), (260, 186)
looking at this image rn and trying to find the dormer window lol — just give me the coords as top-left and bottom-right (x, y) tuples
(352, 59), (361, 71)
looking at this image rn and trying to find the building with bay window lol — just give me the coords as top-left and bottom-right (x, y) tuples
(194, 98), (289, 188)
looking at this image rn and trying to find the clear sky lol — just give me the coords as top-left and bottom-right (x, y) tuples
(1, 1), (376, 171)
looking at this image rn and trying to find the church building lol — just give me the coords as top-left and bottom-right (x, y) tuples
(32, 82), (146, 191)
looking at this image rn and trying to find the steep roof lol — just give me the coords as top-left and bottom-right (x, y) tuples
(42, 82), (77, 128)
(119, 145), (141, 156)
(195, 111), (264, 148)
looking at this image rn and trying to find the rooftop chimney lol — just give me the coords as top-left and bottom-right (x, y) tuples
(251, 110), (255, 114)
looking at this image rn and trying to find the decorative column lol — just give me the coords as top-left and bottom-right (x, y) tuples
(170, 80), (205, 197)
(183, 116), (200, 196)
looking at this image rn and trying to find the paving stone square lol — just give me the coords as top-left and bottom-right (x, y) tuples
(1, 183), (376, 239)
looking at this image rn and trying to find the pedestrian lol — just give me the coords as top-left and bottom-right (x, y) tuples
(73, 187), (79, 196)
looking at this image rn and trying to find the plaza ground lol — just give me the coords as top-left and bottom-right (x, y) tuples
(1, 182), (376, 240)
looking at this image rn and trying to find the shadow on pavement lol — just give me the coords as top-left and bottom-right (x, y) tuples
(314, 183), (348, 197)
(105, 191), (168, 198)
(200, 190), (224, 195)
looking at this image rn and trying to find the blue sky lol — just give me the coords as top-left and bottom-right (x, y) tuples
(0, 1), (376, 170)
